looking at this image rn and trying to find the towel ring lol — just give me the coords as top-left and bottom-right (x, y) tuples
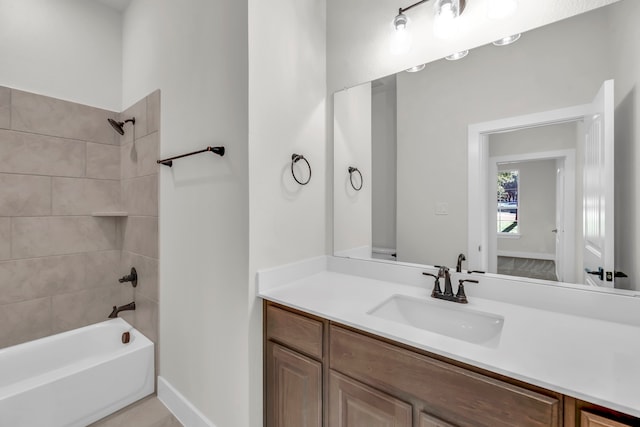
(348, 166), (363, 191)
(291, 154), (311, 185)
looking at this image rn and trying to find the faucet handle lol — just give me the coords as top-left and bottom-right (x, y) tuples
(455, 279), (479, 304)
(422, 272), (442, 297)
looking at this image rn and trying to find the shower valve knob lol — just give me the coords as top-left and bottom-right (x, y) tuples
(118, 267), (138, 287)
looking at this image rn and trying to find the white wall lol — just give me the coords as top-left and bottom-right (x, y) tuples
(610, 0), (640, 291)
(372, 76), (397, 250)
(0, 0), (122, 110)
(497, 160), (557, 257)
(334, 82), (372, 253)
(391, 6), (613, 267)
(248, 0), (326, 425)
(489, 123), (577, 157)
(123, 1), (250, 426)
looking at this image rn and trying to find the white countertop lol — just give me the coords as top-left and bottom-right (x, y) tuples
(257, 256), (640, 418)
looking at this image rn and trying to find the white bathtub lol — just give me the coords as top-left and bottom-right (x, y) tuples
(0, 318), (154, 427)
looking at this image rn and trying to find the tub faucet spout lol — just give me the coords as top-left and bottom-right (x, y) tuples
(108, 301), (136, 318)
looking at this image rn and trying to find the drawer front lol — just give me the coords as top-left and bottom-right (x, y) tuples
(330, 326), (559, 427)
(581, 411), (633, 427)
(266, 305), (323, 360)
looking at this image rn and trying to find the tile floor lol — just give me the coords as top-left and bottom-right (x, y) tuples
(90, 396), (182, 427)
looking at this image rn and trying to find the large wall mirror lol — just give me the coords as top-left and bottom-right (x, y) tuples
(333, 0), (638, 291)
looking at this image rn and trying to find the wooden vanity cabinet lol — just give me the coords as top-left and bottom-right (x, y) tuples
(265, 304), (327, 427)
(264, 302), (639, 427)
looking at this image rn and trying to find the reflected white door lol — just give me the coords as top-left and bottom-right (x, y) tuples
(554, 160), (564, 282)
(582, 80), (615, 287)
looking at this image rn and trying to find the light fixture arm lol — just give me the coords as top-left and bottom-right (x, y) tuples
(397, 0), (466, 17)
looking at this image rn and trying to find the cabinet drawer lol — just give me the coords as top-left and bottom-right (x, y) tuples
(266, 305), (323, 359)
(581, 411), (633, 427)
(330, 326), (559, 427)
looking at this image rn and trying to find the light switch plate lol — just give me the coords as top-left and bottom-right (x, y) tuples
(435, 202), (449, 215)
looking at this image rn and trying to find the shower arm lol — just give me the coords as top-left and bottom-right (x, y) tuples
(157, 146), (225, 167)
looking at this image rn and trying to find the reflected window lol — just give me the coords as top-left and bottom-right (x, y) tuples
(497, 170), (519, 234)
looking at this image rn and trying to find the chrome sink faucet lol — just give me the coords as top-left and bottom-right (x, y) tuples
(422, 266), (478, 304)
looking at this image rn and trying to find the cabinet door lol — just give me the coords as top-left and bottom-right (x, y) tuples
(581, 411), (632, 427)
(329, 370), (412, 427)
(420, 412), (456, 427)
(266, 341), (322, 427)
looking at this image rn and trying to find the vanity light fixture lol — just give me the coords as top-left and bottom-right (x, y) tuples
(445, 50), (469, 60)
(406, 63), (427, 72)
(487, 0), (518, 20)
(391, 0), (466, 54)
(390, 12), (412, 55)
(492, 33), (521, 46)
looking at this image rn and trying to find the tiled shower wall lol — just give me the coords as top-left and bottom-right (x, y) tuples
(118, 91), (160, 354)
(0, 86), (160, 356)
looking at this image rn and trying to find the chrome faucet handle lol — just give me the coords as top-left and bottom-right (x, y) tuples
(422, 272), (441, 297)
(455, 279), (479, 304)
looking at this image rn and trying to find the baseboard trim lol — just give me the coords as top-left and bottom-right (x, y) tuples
(158, 376), (216, 427)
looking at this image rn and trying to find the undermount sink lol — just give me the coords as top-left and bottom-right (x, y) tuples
(368, 295), (504, 348)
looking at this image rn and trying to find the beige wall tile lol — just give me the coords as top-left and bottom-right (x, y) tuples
(85, 250), (121, 289)
(0, 254), (86, 305)
(121, 216), (158, 259)
(120, 97), (148, 145)
(87, 142), (120, 180)
(12, 217), (118, 259)
(147, 90), (161, 134)
(52, 178), (120, 215)
(0, 173), (51, 216)
(119, 294), (157, 344)
(0, 130), (85, 177)
(121, 251), (158, 302)
(0, 297), (51, 349)
(11, 90), (117, 145)
(0, 87), (10, 129)
(121, 132), (159, 179)
(0, 218), (9, 260)
(51, 287), (119, 333)
(136, 132), (160, 176)
(122, 175), (158, 216)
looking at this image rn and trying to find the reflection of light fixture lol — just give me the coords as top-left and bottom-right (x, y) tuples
(390, 12), (412, 55)
(390, 0), (467, 54)
(492, 33), (521, 46)
(445, 50), (469, 60)
(487, 0), (518, 19)
(406, 64), (427, 72)
(433, 0), (464, 39)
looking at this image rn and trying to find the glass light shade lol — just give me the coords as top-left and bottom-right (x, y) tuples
(487, 0), (518, 20)
(445, 50), (469, 60)
(406, 64), (427, 73)
(492, 33), (521, 46)
(390, 14), (412, 55)
(434, 0), (461, 39)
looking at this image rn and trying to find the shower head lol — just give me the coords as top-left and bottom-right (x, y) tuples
(107, 117), (136, 135)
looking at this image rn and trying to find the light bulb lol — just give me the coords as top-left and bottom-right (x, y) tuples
(390, 13), (412, 55)
(434, 0), (461, 39)
(487, 0), (518, 20)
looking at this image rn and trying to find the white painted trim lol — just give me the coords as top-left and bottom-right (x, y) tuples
(468, 104), (587, 274)
(497, 250), (556, 261)
(158, 376), (216, 427)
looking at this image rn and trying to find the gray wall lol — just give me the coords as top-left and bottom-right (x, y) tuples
(0, 87), (159, 349)
(372, 76), (398, 251)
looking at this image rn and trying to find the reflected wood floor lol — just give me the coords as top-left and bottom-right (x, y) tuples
(497, 256), (558, 281)
(90, 396), (182, 427)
